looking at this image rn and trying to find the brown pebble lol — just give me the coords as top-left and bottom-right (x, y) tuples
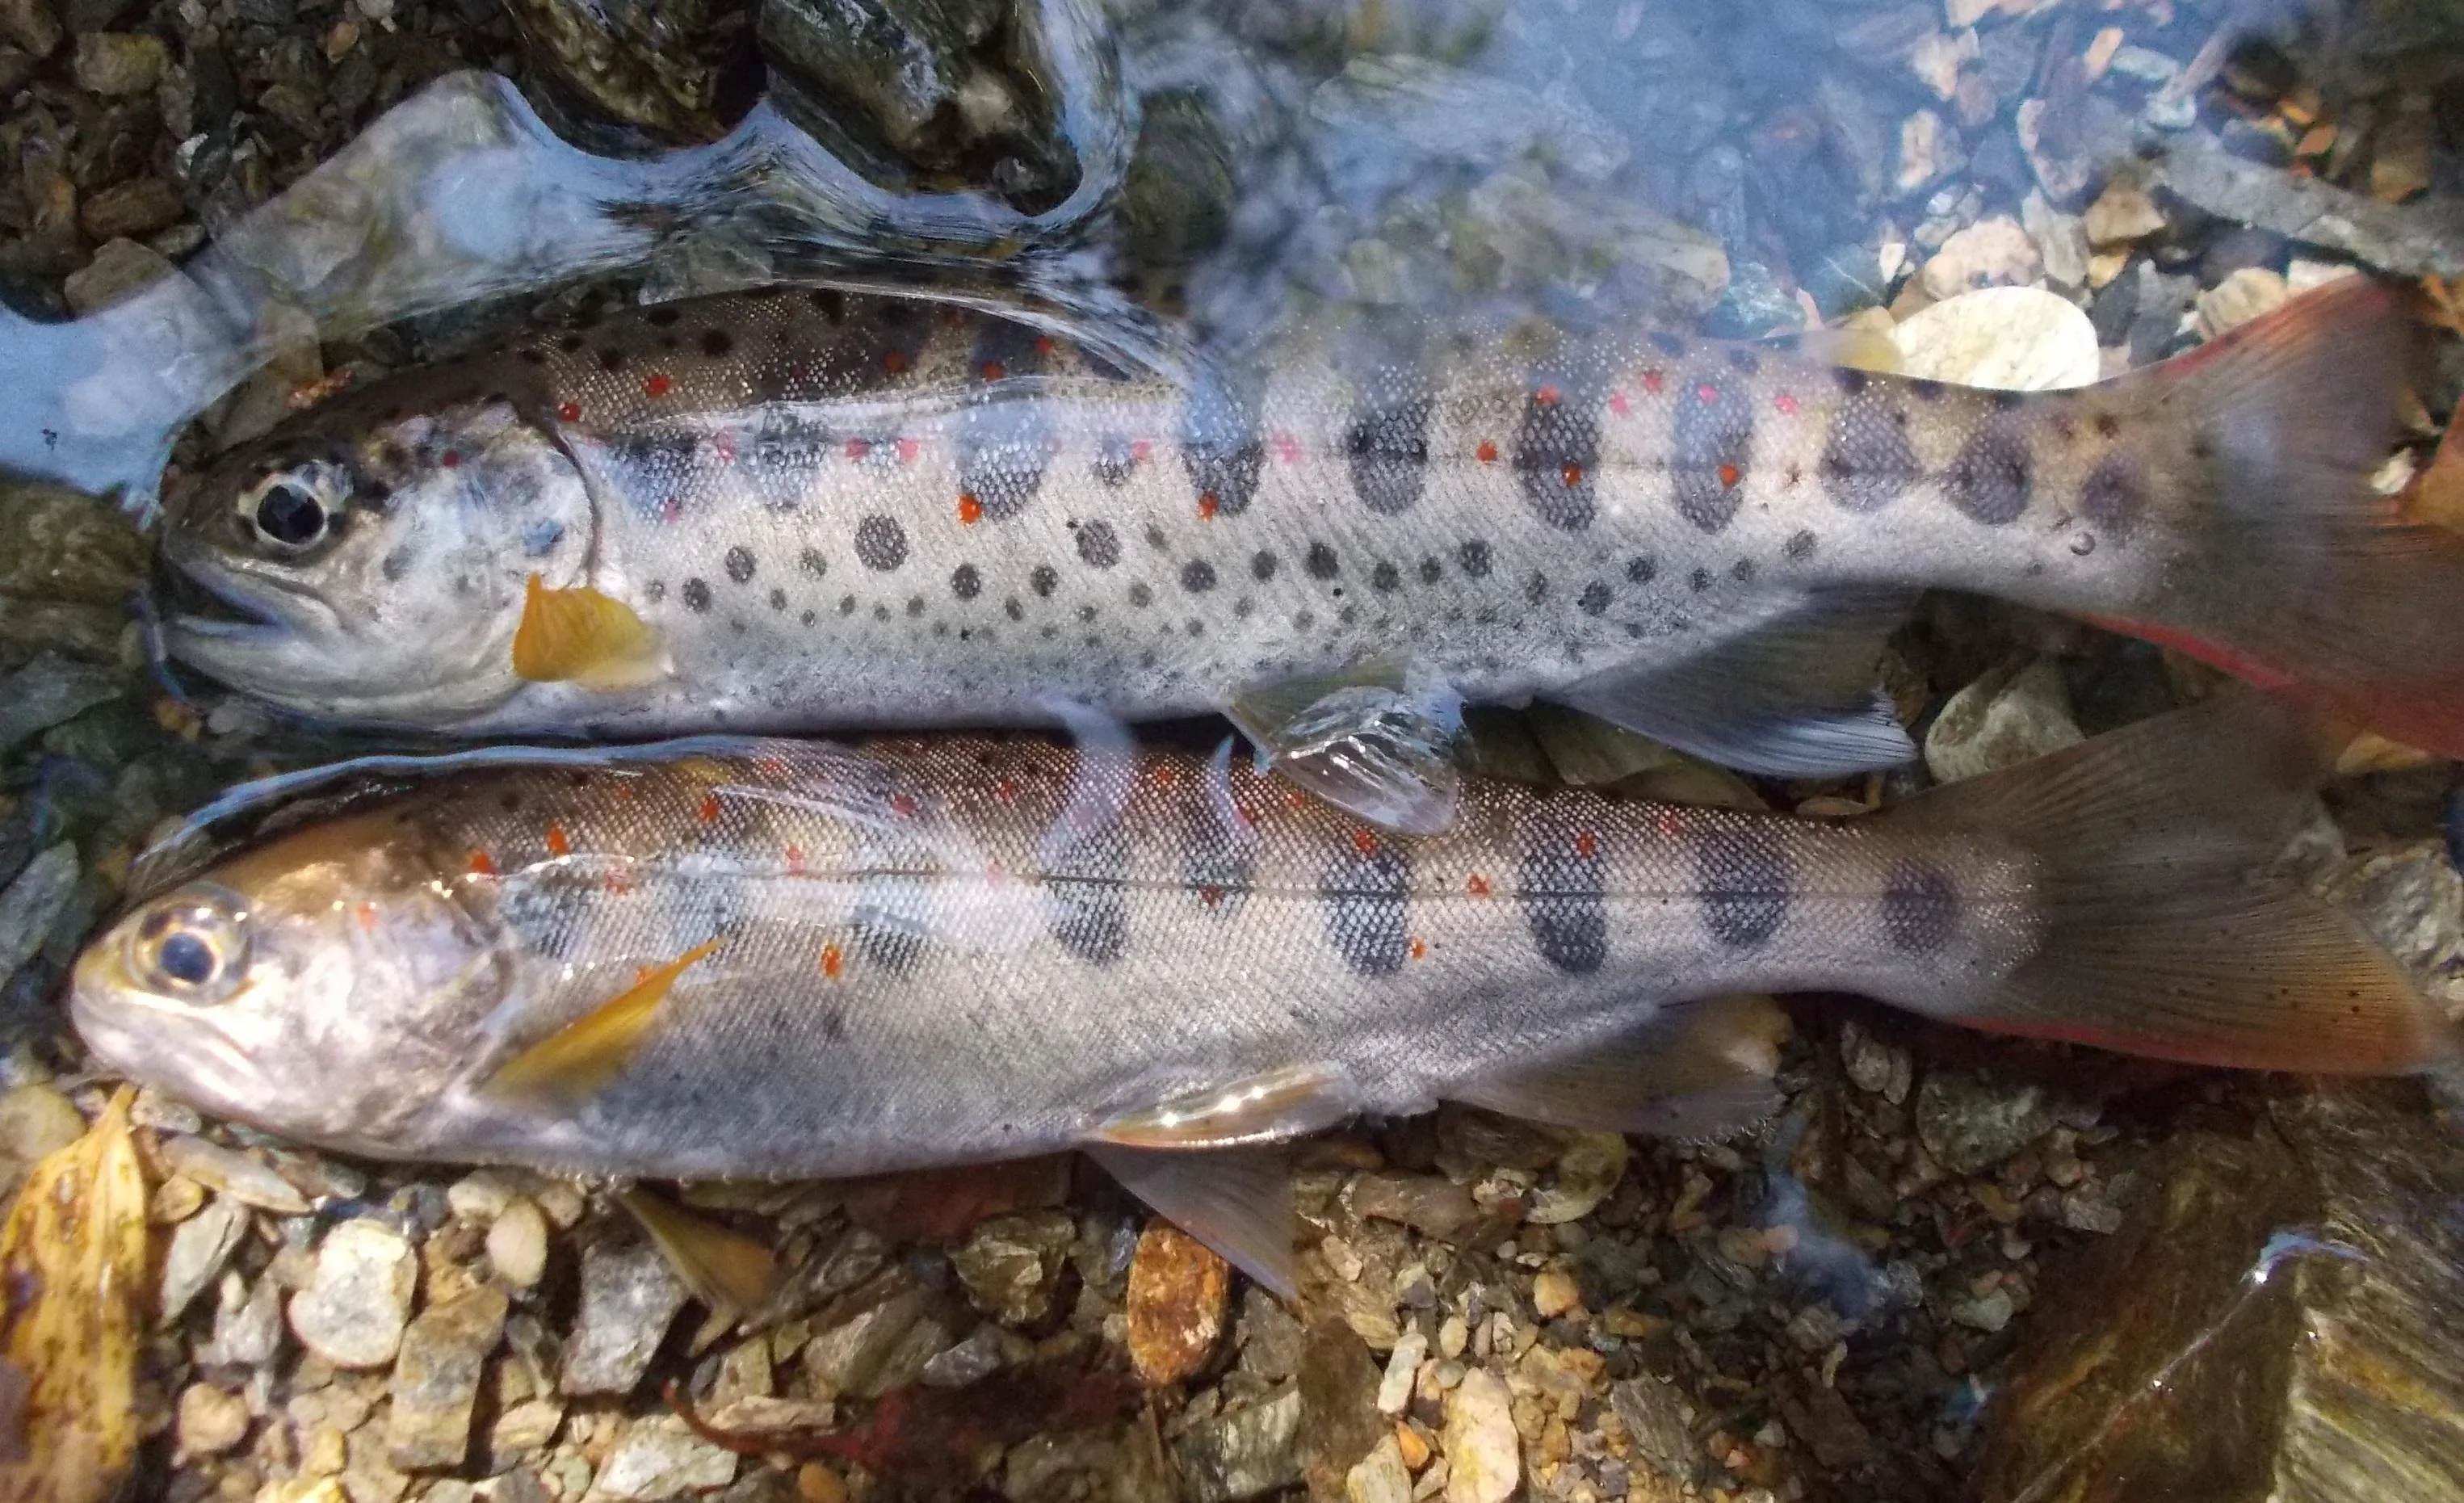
(797, 1463), (850, 1503)
(1124, 1223), (1230, 1386)
(1396, 1421), (1433, 1471)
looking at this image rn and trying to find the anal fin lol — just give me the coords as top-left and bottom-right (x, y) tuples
(1551, 591), (1916, 777)
(1450, 995), (1790, 1140)
(1229, 657), (1464, 833)
(1087, 1144), (1298, 1300)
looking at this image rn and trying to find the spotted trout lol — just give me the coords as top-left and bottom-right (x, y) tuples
(157, 275), (2462, 831)
(70, 699), (2454, 1294)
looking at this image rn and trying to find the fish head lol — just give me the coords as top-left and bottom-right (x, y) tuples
(72, 808), (514, 1152)
(161, 383), (594, 727)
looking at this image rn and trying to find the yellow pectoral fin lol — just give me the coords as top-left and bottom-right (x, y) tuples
(511, 573), (670, 691)
(618, 1187), (780, 1314)
(483, 939), (720, 1105)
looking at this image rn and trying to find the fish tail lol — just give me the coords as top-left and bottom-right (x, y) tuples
(1879, 695), (2456, 1073)
(2096, 275), (2464, 754)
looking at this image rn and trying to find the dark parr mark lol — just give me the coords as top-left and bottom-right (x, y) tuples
(1946, 414), (2034, 526)
(1048, 822), (1130, 964)
(1518, 834), (1607, 972)
(854, 515), (908, 572)
(1321, 845), (1410, 976)
(1513, 365), (1602, 531)
(1883, 860), (1958, 953)
(1673, 373), (1755, 533)
(1698, 822), (1790, 947)
(1820, 394), (1922, 513)
(724, 546), (756, 585)
(700, 329), (733, 358)
(1181, 358), (1266, 516)
(2077, 453), (2145, 541)
(1076, 520), (1120, 569)
(957, 319), (1053, 520)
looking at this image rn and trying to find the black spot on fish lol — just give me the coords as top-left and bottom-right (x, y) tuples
(1093, 435), (1136, 486)
(1579, 581), (1611, 615)
(1786, 529), (1818, 560)
(1306, 543), (1340, 580)
(597, 347), (624, 373)
(1322, 843), (1410, 976)
(855, 515), (907, 572)
(1910, 380), (1946, 401)
(1144, 525), (1168, 552)
(1519, 831), (1607, 973)
(518, 348), (546, 366)
(1048, 819), (1130, 964)
(646, 306), (680, 328)
(1251, 550), (1278, 581)
(1005, 597), (1023, 621)
(840, 595), (856, 615)
(1525, 571), (1547, 604)
(1031, 565), (1060, 597)
(1883, 860), (1957, 953)
(1946, 414), (2034, 525)
(1514, 363), (1602, 531)
(1673, 368), (1755, 533)
(809, 288), (846, 322)
(1725, 347), (1761, 375)
(381, 548), (411, 582)
(1181, 358), (1266, 516)
(1371, 561), (1401, 592)
(951, 564), (982, 600)
(1690, 567), (1714, 592)
(682, 577), (711, 612)
(906, 596), (925, 617)
(1835, 367), (1868, 396)
(2078, 454), (2145, 541)
(1077, 520), (1120, 569)
(958, 319), (1052, 520)
(724, 546), (756, 585)
(1627, 556), (1656, 583)
(1988, 388), (2025, 412)
(1820, 394), (1923, 512)
(768, 587), (786, 610)
(2093, 412), (2121, 439)
(1180, 560), (1217, 593)
(1459, 539), (1492, 577)
(799, 548), (826, 577)
(1129, 582), (1152, 607)
(1698, 822), (1789, 947)
(701, 329), (733, 358)
(1418, 556), (1443, 585)
(1730, 559), (1754, 584)
(1648, 331), (1688, 359)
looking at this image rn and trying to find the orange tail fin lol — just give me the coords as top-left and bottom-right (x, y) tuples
(2093, 276), (2464, 755)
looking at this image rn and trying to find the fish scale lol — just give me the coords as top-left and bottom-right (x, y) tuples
(164, 275), (2464, 790)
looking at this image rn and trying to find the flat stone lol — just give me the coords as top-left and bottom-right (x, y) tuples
(2195, 267), (2291, 340)
(487, 1198), (550, 1289)
(1610, 1376), (1705, 1483)
(386, 1285), (508, 1471)
(0, 1083), (86, 1195)
(949, 1209), (1074, 1325)
(1442, 1367), (1519, 1503)
(1916, 1073), (2055, 1175)
(800, 1277), (934, 1399)
(1126, 1223), (1231, 1388)
(159, 1194), (250, 1323)
(78, 177), (183, 241)
(1175, 1387), (1303, 1503)
(1375, 1330), (1426, 1416)
(0, 843), (77, 989)
(0, 654), (120, 757)
(560, 1245), (688, 1396)
(159, 1136), (312, 1215)
(198, 1274), (283, 1367)
(1344, 1174), (1484, 1240)
(1526, 1131), (1627, 1225)
(1345, 1434), (1412, 1503)
(1924, 657), (2084, 783)
(0, 0), (57, 55)
(176, 1383), (250, 1459)
(1919, 216), (2044, 300)
(69, 28), (161, 92)
(589, 1415), (737, 1501)
(288, 1220), (415, 1370)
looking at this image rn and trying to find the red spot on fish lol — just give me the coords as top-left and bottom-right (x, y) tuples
(1475, 439), (1499, 463)
(602, 871), (635, 896)
(958, 493), (984, 525)
(785, 845), (805, 873)
(1575, 831), (1598, 859)
(711, 430), (737, 464)
(981, 361), (1006, 380)
(754, 756), (788, 778)
(467, 849), (495, 876)
(845, 437), (872, 460)
(1198, 493), (1219, 520)
(659, 498), (682, 524)
(1608, 391), (1630, 416)
(1719, 463), (1741, 489)
(644, 373), (674, 398)
(1285, 790), (1308, 809)
(1199, 885), (1224, 909)
(355, 901), (379, 933)
(556, 401), (581, 422)
(697, 793), (720, 824)
(984, 863), (1008, 888)
(1562, 462), (1584, 489)
(1655, 808), (1686, 838)
(821, 943), (843, 980)
(1409, 937), (1426, 960)
(891, 793), (917, 818)
(440, 450), (460, 468)
(1775, 393), (1800, 416)
(1034, 335), (1057, 357)
(1351, 829), (1379, 855)
(896, 437), (921, 465)
(1467, 873), (1492, 897)
(884, 349), (909, 375)
(544, 824), (571, 857)
(1696, 384), (1719, 403)
(1642, 369), (1665, 393)
(1131, 438), (1154, 463)
(1150, 762), (1178, 787)
(1535, 384), (1561, 406)
(995, 779), (1018, 805)
(1271, 432), (1302, 465)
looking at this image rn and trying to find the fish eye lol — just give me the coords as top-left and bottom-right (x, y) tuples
(125, 887), (251, 1003)
(238, 461), (351, 556)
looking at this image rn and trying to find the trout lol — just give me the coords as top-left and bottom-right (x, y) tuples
(69, 699), (2454, 1294)
(157, 275), (2463, 832)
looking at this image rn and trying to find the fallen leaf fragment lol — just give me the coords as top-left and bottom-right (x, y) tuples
(0, 1088), (149, 1503)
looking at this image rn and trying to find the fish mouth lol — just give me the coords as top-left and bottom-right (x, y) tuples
(156, 551), (338, 645)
